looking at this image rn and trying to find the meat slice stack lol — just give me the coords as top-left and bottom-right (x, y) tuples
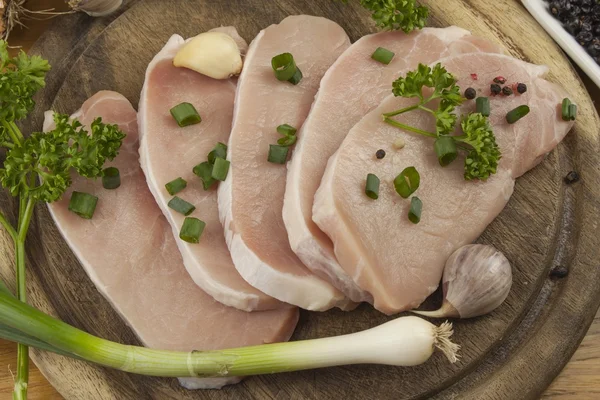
(46, 91), (299, 389)
(138, 32), (285, 312)
(283, 27), (505, 303)
(313, 53), (574, 315)
(218, 15), (354, 311)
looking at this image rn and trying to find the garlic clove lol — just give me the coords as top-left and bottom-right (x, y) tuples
(173, 31), (243, 80)
(412, 244), (512, 319)
(69, 0), (123, 17)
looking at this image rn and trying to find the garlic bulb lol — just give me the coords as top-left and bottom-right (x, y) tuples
(68, 0), (123, 17)
(413, 244), (512, 319)
(173, 31), (243, 80)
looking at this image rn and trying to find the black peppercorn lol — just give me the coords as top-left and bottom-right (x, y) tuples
(516, 83), (527, 94)
(564, 170), (580, 184)
(464, 87), (477, 100)
(375, 149), (386, 159)
(502, 86), (513, 96)
(493, 76), (507, 84)
(549, 266), (569, 279)
(490, 83), (502, 95)
(576, 30), (594, 46)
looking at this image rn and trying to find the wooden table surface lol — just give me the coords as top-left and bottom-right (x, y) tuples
(0, 1), (599, 399)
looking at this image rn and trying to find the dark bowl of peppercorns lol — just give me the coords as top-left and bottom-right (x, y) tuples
(522, 0), (600, 87)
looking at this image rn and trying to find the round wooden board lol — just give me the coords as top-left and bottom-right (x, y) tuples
(1, 0), (600, 398)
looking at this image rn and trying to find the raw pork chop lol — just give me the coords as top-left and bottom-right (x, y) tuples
(313, 53), (574, 314)
(139, 33), (284, 311)
(219, 16), (352, 310)
(47, 91), (299, 389)
(283, 27), (504, 303)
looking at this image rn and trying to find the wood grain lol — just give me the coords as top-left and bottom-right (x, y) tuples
(1, 0), (600, 399)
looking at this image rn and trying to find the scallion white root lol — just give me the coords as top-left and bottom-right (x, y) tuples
(0, 291), (459, 378)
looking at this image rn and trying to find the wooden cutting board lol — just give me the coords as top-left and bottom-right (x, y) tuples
(1, 0), (599, 398)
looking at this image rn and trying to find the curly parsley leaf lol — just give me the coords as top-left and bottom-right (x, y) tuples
(0, 40), (51, 123)
(0, 113), (126, 203)
(456, 113), (501, 181)
(341, 0), (429, 33)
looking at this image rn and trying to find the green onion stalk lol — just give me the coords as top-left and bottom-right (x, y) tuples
(0, 289), (458, 381)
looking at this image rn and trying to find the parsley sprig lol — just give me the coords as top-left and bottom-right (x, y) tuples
(0, 40), (125, 400)
(341, 0), (429, 33)
(382, 63), (501, 181)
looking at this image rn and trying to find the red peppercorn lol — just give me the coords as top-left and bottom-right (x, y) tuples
(493, 76), (507, 84)
(470, 73), (478, 80)
(502, 86), (513, 96)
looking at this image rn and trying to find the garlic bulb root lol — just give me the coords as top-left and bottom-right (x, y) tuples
(69, 0), (123, 17)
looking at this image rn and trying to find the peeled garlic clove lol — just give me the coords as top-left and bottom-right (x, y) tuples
(69, 0), (123, 17)
(173, 32), (243, 80)
(413, 244), (512, 319)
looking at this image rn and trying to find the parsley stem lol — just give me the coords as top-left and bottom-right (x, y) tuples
(382, 104), (420, 118)
(13, 198), (35, 400)
(1, 121), (20, 145)
(383, 117), (437, 138)
(0, 141), (14, 148)
(0, 211), (16, 242)
(9, 122), (24, 143)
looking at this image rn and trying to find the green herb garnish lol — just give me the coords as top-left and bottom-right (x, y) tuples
(102, 167), (121, 190)
(0, 40), (126, 399)
(207, 142), (227, 164)
(272, 53), (303, 85)
(365, 173), (380, 199)
(165, 177), (187, 195)
(340, 0), (429, 33)
(168, 196), (196, 216)
(408, 196), (422, 224)
(394, 166), (420, 198)
(180, 217), (206, 244)
(382, 63), (501, 181)
(193, 162), (216, 190)
(506, 105), (530, 124)
(170, 102), (201, 127)
(211, 157), (230, 181)
(276, 123), (298, 147)
(371, 47), (395, 65)
(68, 191), (99, 219)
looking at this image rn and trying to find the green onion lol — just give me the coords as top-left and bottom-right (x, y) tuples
(211, 157), (230, 181)
(271, 53), (303, 85)
(371, 47), (395, 65)
(193, 162), (216, 190)
(170, 103), (202, 127)
(476, 97), (490, 117)
(506, 105), (530, 124)
(561, 98), (571, 121)
(0, 290), (459, 380)
(365, 173), (380, 200)
(277, 135), (297, 147)
(277, 124), (297, 137)
(394, 167), (420, 199)
(102, 167), (121, 190)
(168, 196), (196, 216)
(408, 196), (422, 224)
(68, 191), (98, 220)
(434, 136), (458, 167)
(165, 177), (187, 195)
(568, 104), (577, 121)
(208, 142), (228, 164)
(268, 145), (289, 164)
(180, 217), (206, 244)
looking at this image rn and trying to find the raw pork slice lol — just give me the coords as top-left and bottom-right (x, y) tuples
(219, 16), (353, 310)
(283, 27), (504, 303)
(139, 33), (284, 311)
(47, 91), (299, 389)
(313, 53), (574, 314)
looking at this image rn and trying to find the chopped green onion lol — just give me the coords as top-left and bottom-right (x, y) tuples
(277, 124), (297, 137)
(68, 191), (98, 220)
(170, 103), (202, 127)
(271, 53), (303, 85)
(180, 217), (206, 244)
(434, 136), (458, 167)
(568, 104), (577, 121)
(394, 167), (420, 199)
(365, 173), (380, 200)
(208, 142), (228, 164)
(476, 97), (490, 117)
(168, 196), (196, 216)
(165, 177), (187, 195)
(277, 135), (297, 146)
(408, 196), (422, 224)
(371, 47), (395, 65)
(267, 145), (289, 164)
(193, 162), (216, 190)
(102, 167), (121, 190)
(561, 98), (571, 121)
(211, 157), (230, 181)
(506, 105), (530, 124)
